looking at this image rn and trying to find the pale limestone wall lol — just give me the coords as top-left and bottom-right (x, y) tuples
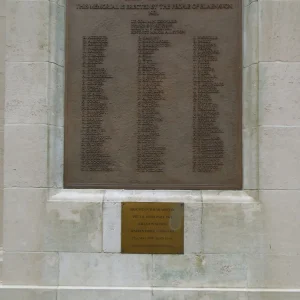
(1, 0), (300, 299)
(0, 0), (5, 282)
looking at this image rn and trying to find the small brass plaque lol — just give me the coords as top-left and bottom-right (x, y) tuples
(121, 202), (184, 254)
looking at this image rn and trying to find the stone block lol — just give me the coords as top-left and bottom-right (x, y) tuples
(261, 190), (300, 256)
(6, 62), (48, 124)
(48, 125), (63, 188)
(4, 125), (48, 187)
(48, 63), (64, 127)
(44, 200), (102, 252)
(3, 252), (59, 285)
(248, 292), (300, 300)
(259, 62), (300, 126)
(0, 0), (5, 17)
(0, 17), (5, 72)
(259, 1), (300, 62)
(3, 188), (47, 251)
(59, 253), (152, 286)
(104, 189), (202, 203)
(202, 201), (263, 254)
(247, 254), (300, 288)
(184, 202), (202, 254)
(103, 201), (121, 253)
(259, 127), (300, 189)
(7, 1), (49, 62)
(243, 1), (258, 67)
(58, 290), (152, 300)
(152, 254), (247, 287)
(49, 2), (65, 66)
(0, 289), (56, 300)
(243, 127), (258, 190)
(153, 291), (248, 300)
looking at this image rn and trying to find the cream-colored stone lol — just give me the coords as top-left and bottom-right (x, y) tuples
(48, 125), (63, 188)
(202, 201), (263, 254)
(58, 290), (152, 300)
(7, 1), (49, 62)
(259, 63), (300, 126)
(243, 128), (258, 190)
(202, 190), (255, 203)
(0, 17), (5, 72)
(49, 2), (65, 66)
(248, 292), (300, 300)
(103, 202), (121, 253)
(49, 189), (105, 202)
(0, 0), (5, 17)
(244, 0), (256, 7)
(104, 189), (202, 203)
(261, 190), (300, 256)
(3, 252), (59, 285)
(184, 202), (202, 254)
(6, 63), (48, 124)
(243, 1), (258, 67)
(247, 254), (300, 288)
(259, 127), (300, 189)
(152, 254), (247, 287)
(153, 291), (248, 300)
(0, 289), (56, 300)
(259, 1), (300, 62)
(3, 188), (47, 251)
(59, 253), (152, 286)
(4, 125), (47, 187)
(243, 64), (258, 130)
(45, 201), (102, 252)
(48, 63), (64, 126)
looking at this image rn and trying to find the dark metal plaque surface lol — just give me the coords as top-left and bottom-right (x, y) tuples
(64, 0), (242, 189)
(121, 202), (184, 254)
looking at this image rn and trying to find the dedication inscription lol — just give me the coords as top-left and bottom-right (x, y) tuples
(64, 0), (242, 189)
(121, 202), (184, 254)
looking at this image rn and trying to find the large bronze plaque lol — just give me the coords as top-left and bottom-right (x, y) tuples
(64, 0), (242, 189)
(121, 202), (184, 254)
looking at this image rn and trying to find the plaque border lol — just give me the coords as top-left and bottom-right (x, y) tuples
(64, 0), (243, 190)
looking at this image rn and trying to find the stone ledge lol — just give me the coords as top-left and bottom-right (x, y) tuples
(49, 189), (257, 203)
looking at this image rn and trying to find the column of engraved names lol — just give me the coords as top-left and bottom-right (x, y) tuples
(81, 36), (114, 171)
(192, 36), (224, 172)
(136, 36), (168, 172)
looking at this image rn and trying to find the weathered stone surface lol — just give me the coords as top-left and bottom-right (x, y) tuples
(6, 63), (48, 124)
(45, 201), (102, 252)
(3, 188), (47, 251)
(153, 291), (248, 300)
(59, 253), (152, 286)
(259, 0), (300, 62)
(6, 1), (49, 62)
(202, 202), (263, 254)
(259, 127), (300, 189)
(261, 190), (300, 256)
(152, 254), (247, 287)
(4, 125), (48, 188)
(259, 62), (300, 126)
(243, 1), (258, 67)
(3, 252), (59, 285)
(58, 290), (152, 300)
(247, 254), (300, 288)
(0, 289), (56, 300)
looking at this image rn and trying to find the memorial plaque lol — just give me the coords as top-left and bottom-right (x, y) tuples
(121, 202), (184, 254)
(64, 0), (242, 189)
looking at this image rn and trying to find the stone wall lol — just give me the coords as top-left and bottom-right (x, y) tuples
(0, 0), (5, 282)
(0, 0), (300, 299)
